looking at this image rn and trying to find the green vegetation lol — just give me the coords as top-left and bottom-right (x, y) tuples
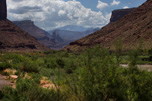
(0, 47), (152, 101)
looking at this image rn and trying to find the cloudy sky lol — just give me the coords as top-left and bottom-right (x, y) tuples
(7, 0), (146, 31)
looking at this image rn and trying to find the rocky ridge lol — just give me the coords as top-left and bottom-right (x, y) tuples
(65, 0), (152, 51)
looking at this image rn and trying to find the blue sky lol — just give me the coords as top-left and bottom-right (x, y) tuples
(77, 0), (146, 12)
(7, 0), (146, 30)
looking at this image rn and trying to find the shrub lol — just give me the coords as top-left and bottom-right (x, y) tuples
(44, 58), (57, 69)
(20, 59), (40, 73)
(0, 61), (11, 70)
(65, 60), (77, 74)
(1, 78), (66, 101)
(30, 73), (42, 84)
(56, 58), (65, 68)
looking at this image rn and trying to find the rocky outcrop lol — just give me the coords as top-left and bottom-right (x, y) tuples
(52, 31), (64, 42)
(0, 20), (49, 52)
(0, 0), (7, 20)
(110, 8), (135, 23)
(65, 0), (152, 51)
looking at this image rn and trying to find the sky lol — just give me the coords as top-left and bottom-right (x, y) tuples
(7, 0), (146, 31)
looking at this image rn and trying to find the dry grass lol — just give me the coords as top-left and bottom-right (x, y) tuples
(3, 68), (17, 75)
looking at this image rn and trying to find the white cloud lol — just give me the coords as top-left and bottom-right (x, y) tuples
(123, 6), (129, 9)
(7, 0), (111, 30)
(97, 1), (109, 10)
(111, 0), (120, 6)
(58, 10), (66, 16)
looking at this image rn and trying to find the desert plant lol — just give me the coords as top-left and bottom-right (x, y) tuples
(56, 58), (65, 68)
(20, 59), (40, 73)
(0, 60), (11, 70)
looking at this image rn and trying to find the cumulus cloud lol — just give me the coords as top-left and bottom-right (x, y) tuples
(96, 1), (109, 10)
(123, 6), (129, 9)
(111, 0), (120, 6)
(7, 0), (110, 30)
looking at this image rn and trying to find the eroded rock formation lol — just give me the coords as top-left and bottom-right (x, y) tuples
(110, 8), (135, 23)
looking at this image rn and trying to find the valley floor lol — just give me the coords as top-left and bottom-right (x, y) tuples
(0, 47), (152, 100)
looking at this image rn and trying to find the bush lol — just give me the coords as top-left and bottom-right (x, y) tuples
(56, 58), (65, 68)
(30, 73), (42, 84)
(1, 78), (66, 101)
(44, 58), (57, 69)
(0, 61), (11, 70)
(20, 59), (40, 73)
(64, 47), (152, 101)
(65, 60), (77, 74)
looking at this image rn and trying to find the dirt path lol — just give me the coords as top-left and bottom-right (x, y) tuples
(0, 74), (12, 89)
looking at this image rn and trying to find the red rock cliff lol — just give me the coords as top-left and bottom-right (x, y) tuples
(110, 8), (135, 23)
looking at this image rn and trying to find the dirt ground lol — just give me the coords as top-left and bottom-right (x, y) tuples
(0, 74), (12, 89)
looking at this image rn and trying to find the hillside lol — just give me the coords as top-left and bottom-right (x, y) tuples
(49, 27), (100, 48)
(65, 0), (152, 51)
(0, 20), (49, 52)
(55, 25), (90, 32)
(50, 30), (84, 41)
(0, 0), (49, 52)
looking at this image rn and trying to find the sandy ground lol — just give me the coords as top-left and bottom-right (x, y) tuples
(0, 74), (11, 89)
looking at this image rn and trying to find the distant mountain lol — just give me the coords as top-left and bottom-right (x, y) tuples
(13, 20), (54, 46)
(12, 20), (100, 50)
(13, 20), (65, 49)
(49, 30), (83, 41)
(55, 25), (97, 32)
(65, 0), (152, 52)
(13, 20), (51, 39)
(49, 28), (100, 47)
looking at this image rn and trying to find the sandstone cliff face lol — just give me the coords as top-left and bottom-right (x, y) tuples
(110, 8), (135, 23)
(0, 0), (7, 20)
(65, 0), (152, 52)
